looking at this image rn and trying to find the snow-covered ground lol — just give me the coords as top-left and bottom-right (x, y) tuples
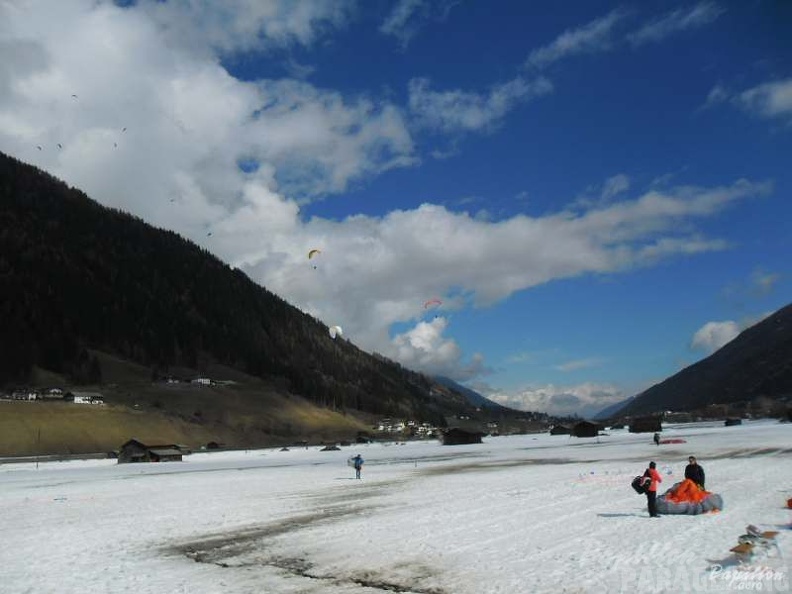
(0, 420), (789, 593)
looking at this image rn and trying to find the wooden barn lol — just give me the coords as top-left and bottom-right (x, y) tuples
(118, 439), (184, 463)
(629, 417), (662, 433)
(549, 424), (571, 435)
(440, 428), (484, 445)
(572, 421), (600, 438)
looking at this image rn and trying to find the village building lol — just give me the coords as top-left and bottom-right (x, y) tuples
(64, 391), (104, 405)
(440, 427), (484, 445)
(629, 416), (662, 433)
(572, 421), (600, 438)
(117, 439), (184, 463)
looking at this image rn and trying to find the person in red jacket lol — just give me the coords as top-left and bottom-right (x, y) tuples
(645, 461), (663, 518)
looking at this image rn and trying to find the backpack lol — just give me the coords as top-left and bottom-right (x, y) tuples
(631, 471), (651, 494)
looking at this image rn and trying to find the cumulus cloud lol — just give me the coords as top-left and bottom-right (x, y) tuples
(380, 0), (461, 49)
(690, 310), (774, 354)
(525, 8), (628, 70)
(627, 2), (724, 46)
(481, 382), (626, 418)
(0, 1), (776, 384)
(690, 320), (740, 353)
(408, 76), (552, 134)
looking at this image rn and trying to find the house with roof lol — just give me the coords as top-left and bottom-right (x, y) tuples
(117, 439), (184, 463)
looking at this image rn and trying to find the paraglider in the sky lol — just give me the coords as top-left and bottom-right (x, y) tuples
(121, 127), (127, 132)
(57, 143), (62, 149)
(36, 145), (42, 150)
(424, 298), (442, 309)
(71, 94), (78, 99)
(329, 325), (343, 339)
(308, 248), (321, 269)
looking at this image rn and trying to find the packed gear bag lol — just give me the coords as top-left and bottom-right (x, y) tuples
(631, 471), (650, 494)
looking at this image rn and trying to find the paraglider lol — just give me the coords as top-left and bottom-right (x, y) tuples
(329, 325), (343, 339)
(308, 248), (321, 269)
(656, 479), (723, 515)
(424, 298), (442, 309)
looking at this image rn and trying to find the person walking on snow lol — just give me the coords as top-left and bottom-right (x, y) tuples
(352, 454), (364, 479)
(644, 461), (662, 518)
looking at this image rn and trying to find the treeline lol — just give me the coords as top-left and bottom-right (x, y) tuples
(0, 152), (468, 424)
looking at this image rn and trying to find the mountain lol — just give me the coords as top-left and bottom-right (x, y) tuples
(614, 302), (792, 418)
(592, 396), (635, 421)
(432, 376), (513, 412)
(0, 152), (506, 448)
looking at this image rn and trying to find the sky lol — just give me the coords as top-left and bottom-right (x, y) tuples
(0, 420), (789, 593)
(1, 1), (791, 418)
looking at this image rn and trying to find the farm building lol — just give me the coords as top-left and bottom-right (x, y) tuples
(440, 428), (484, 445)
(629, 417), (662, 433)
(118, 439), (184, 463)
(724, 418), (743, 427)
(549, 425), (571, 435)
(572, 421), (600, 438)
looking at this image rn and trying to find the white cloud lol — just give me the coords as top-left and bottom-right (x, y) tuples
(703, 78), (792, 125)
(380, 0), (460, 49)
(601, 174), (630, 201)
(137, 0), (356, 56)
(734, 78), (792, 122)
(627, 2), (724, 46)
(525, 9), (628, 70)
(0, 1), (776, 385)
(690, 320), (740, 353)
(689, 309), (774, 354)
(408, 76), (552, 134)
(481, 382), (626, 418)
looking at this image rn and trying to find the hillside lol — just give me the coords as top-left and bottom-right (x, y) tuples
(0, 152), (526, 453)
(614, 302), (792, 417)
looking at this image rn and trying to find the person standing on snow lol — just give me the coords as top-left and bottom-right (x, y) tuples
(352, 454), (364, 479)
(644, 461), (663, 518)
(653, 432), (660, 446)
(684, 456), (705, 488)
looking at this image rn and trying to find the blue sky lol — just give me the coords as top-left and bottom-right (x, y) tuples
(1, 1), (790, 417)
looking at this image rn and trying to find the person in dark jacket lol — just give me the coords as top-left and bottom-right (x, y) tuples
(644, 461), (663, 518)
(684, 456), (705, 488)
(653, 432), (660, 446)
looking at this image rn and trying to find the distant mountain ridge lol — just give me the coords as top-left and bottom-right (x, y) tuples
(613, 302), (792, 418)
(432, 376), (513, 412)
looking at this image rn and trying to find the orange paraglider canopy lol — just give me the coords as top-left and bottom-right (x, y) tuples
(664, 479), (710, 504)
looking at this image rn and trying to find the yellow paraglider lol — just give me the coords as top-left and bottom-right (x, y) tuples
(308, 248), (321, 269)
